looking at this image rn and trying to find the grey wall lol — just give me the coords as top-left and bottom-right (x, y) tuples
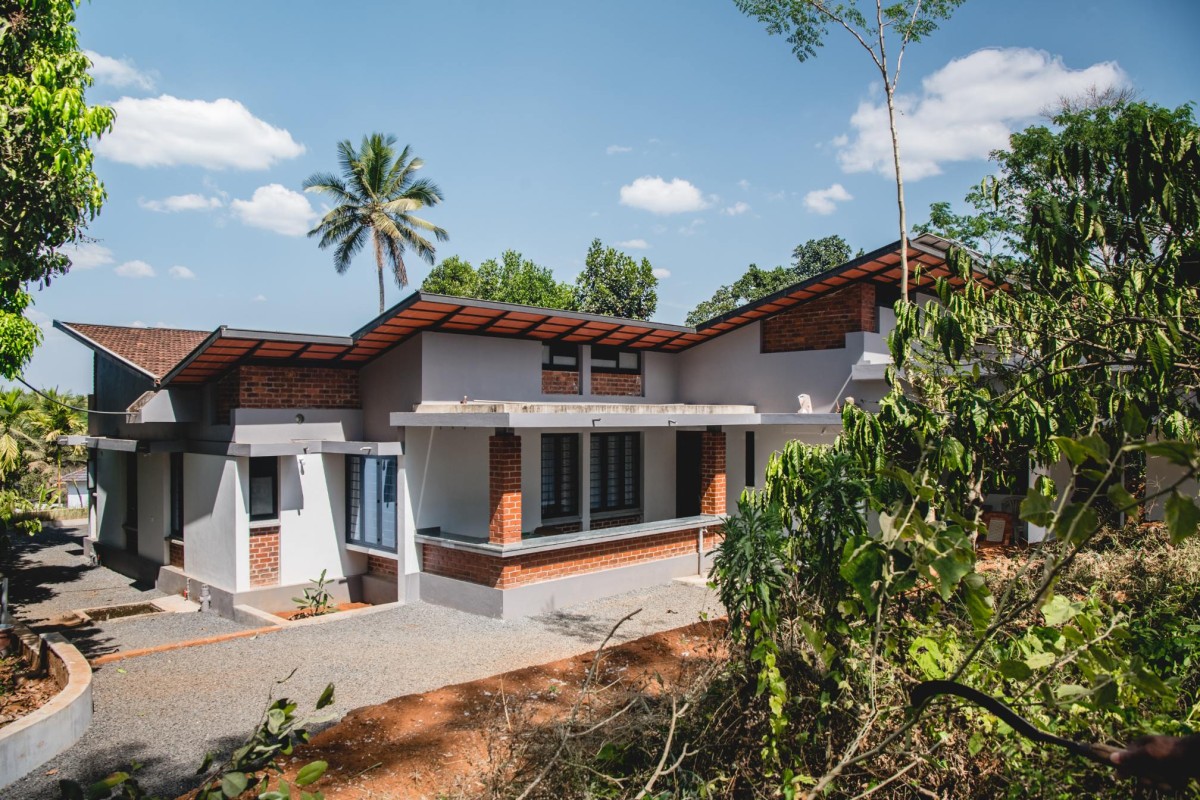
(359, 337), (422, 441)
(92, 355), (153, 436)
(404, 427), (490, 538)
(182, 453), (241, 590)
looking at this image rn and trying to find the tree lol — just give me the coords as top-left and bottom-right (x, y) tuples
(0, 0), (114, 378)
(574, 239), (658, 320)
(421, 255), (479, 297)
(790, 234), (853, 280)
(476, 250), (576, 310)
(304, 133), (448, 313)
(733, 0), (964, 302)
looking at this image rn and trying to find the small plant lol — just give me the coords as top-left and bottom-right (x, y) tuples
(291, 569), (335, 618)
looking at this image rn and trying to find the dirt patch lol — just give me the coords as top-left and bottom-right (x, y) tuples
(276, 619), (728, 799)
(0, 652), (59, 729)
(275, 602), (372, 621)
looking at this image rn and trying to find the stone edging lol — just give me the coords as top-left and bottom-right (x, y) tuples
(0, 624), (93, 789)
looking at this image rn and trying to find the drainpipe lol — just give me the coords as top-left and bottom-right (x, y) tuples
(697, 527), (705, 575)
(199, 584), (211, 613)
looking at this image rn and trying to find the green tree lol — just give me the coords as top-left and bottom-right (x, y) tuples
(733, 0), (964, 302)
(421, 255), (479, 297)
(574, 239), (658, 320)
(0, 0), (114, 378)
(790, 233), (853, 280)
(304, 133), (448, 313)
(31, 386), (85, 497)
(476, 250), (576, 310)
(686, 263), (794, 325)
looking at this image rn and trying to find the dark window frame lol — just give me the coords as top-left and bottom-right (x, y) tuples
(590, 345), (641, 375)
(541, 434), (580, 520)
(590, 432), (642, 514)
(249, 457), (279, 523)
(346, 455), (399, 552)
(542, 342), (580, 372)
(124, 453), (138, 531)
(745, 431), (756, 488)
(169, 452), (184, 539)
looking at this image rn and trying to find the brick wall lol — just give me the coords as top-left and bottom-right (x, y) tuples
(700, 431), (726, 515)
(541, 369), (580, 395)
(590, 513), (643, 530)
(249, 526), (280, 587)
(422, 524), (719, 589)
(761, 282), (877, 353)
(215, 365), (360, 423)
(590, 372), (642, 397)
(169, 539), (185, 569)
(489, 434), (523, 545)
(367, 554), (398, 577)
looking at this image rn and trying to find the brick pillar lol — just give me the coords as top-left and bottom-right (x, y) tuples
(489, 434), (523, 545)
(700, 431), (726, 515)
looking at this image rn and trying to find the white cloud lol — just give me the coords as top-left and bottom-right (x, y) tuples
(84, 50), (154, 90)
(803, 183), (854, 215)
(836, 47), (1130, 181)
(737, 179), (751, 191)
(652, 268), (671, 279)
(231, 184), (317, 236)
(678, 218), (706, 236)
(129, 320), (149, 328)
(169, 265), (196, 280)
(616, 238), (650, 250)
(721, 201), (751, 216)
(63, 241), (114, 270)
(619, 176), (711, 215)
(606, 144), (633, 155)
(253, 294), (267, 303)
(140, 193), (223, 213)
(115, 260), (156, 278)
(96, 95), (305, 170)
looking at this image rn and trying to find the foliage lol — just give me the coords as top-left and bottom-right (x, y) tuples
(733, 0), (964, 302)
(60, 681), (335, 800)
(477, 250), (576, 310)
(421, 255), (478, 297)
(291, 569), (335, 618)
(304, 133), (448, 313)
(0, 0), (113, 378)
(573, 239), (658, 320)
(686, 236), (854, 325)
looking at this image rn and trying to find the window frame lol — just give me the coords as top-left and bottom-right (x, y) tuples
(590, 345), (641, 375)
(541, 342), (580, 372)
(169, 452), (184, 539)
(124, 453), (138, 531)
(541, 434), (580, 520)
(346, 455), (399, 552)
(248, 457), (279, 523)
(590, 432), (642, 514)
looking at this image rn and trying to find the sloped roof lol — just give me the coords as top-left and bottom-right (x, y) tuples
(54, 322), (211, 380)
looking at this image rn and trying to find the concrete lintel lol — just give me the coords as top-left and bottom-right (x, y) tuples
(755, 413), (845, 429)
(391, 411), (762, 429)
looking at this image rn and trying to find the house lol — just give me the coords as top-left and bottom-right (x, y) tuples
(56, 234), (1036, 619)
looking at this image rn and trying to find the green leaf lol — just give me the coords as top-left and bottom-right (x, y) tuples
(998, 659), (1033, 680)
(1055, 684), (1088, 700)
(1019, 489), (1053, 526)
(1053, 503), (1099, 546)
(295, 761), (328, 787)
(1041, 594), (1082, 627)
(1135, 440), (1195, 466)
(961, 573), (993, 630)
(197, 750), (216, 776)
(86, 773), (130, 800)
(968, 730), (985, 757)
(316, 683), (335, 710)
(1024, 651), (1056, 670)
(931, 553), (972, 601)
(221, 771), (248, 798)
(1165, 491), (1200, 544)
(1121, 404), (1148, 437)
(1106, 483), (1137, 515)
(839, 537), (883, 615)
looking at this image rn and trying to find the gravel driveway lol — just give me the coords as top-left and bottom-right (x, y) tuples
(6, 528), (722, 799)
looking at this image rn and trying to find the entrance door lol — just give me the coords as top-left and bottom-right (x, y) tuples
(676, 431), (702, 517)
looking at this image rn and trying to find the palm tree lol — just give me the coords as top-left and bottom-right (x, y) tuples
(0, 389), (42, 484)
(31, 388), (86, 500)
(304, 134), (448, 312)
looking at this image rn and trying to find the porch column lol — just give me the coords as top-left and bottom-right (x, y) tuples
(700, 430), (726, 515)
(489, 431), (523, 545)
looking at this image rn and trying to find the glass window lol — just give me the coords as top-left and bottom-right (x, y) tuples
(590, 432), (641, 513)
(249, 457), (278, 522)
(347, 455), (398, 551)
(124, 453), (138, 531)
(169, 452), (184, 539)
(591, 346), (640, 374)
(541, 434), (579, 519)
(542, 342), (579, 370)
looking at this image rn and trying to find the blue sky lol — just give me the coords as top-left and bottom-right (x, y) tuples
(25, 0), (1200, 393)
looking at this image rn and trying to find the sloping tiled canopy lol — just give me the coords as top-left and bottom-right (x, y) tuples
(63, 234), (988, 387)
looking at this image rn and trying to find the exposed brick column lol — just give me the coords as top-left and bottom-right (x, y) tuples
(489, 433), (523, 545)
(249, 526), (280, 586)
(700, 431), (727, 516)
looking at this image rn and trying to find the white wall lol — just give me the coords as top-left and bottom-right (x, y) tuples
(642, 428), (677, 522)
(93, 450), (125, 547)
(404, 427), (490, 539)
(231, 409), (362, 444)
(359, 337), (422, 441)
(182, 453), (241, 591)
(136, 452), (169, 565)
(278, 453), (362, 584)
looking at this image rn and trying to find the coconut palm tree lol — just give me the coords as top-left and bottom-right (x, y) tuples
(303, 134), (448, 312)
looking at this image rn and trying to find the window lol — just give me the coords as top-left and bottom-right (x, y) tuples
(590, 432), (641, 513)
(124, 454), (138, 531)
(591, 346), (640, 374)
(542, 342), (579, 371)
(169, 452), (184, 539)
(249, 457), (278, 522)
(745, 431), (756, 488)
(541, 434), (579, 519)
(347, 456), (398, 551)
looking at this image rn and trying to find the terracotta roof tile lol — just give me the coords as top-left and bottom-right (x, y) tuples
(57, 323), (211, 380)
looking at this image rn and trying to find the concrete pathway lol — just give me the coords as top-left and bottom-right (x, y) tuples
(5, 526), (722, 799)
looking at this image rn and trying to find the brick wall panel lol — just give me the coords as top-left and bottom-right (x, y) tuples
(761, 283), (877, 353)
(541, 370), (580, 395)
(215, 365), (360, 422)
(249, 526), (280, 587)
(489, 435), (523, 545)
(590, 372), (642, 397)
(367, 554), (398, 577)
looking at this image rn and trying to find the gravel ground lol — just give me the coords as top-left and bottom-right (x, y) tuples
(6, 531), (722, 799)
(85, 611), (252, 654)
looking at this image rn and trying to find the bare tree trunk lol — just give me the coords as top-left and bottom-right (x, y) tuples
(886, 85), (910, 304)
(373, 231), (385, 313)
